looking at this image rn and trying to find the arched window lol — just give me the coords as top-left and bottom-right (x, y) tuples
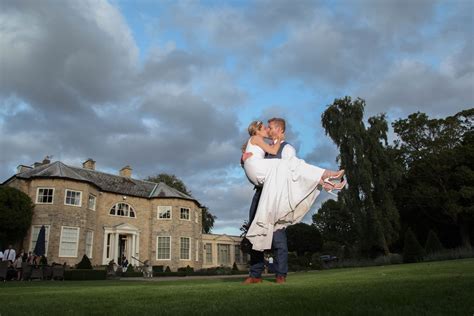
(109, 203), (136, 218)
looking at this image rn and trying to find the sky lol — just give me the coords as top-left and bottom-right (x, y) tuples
(1, 0), (473, 236)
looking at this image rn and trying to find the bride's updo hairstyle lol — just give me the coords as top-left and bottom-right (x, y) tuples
(248, 120), (263, 136)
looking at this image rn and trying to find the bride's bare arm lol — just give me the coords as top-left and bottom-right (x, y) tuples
(251, 136), (281, 155)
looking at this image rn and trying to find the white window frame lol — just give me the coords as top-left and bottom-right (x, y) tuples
(109, 203), (136, 218)
(59, 226), (80, 258)
(36, 188), (55, 204)
(156, 236), (171, 260)
(88, 194), (96, 211)
(157, 206), (172, 220)
(29, 225), (51, 256)
(180, 207), (190, 221)
(64, 189), (82, 207)
(180, 237), (191, 261)
(85, 230), (94, 258)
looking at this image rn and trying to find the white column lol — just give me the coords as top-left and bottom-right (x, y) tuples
(131, 234), (136, 265)
(102, 232), (108, 265)
(114, 233), (119, 261)
(135, 233), (140, 260)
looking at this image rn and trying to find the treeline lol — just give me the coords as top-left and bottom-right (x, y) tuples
(312, 97), (473, 259)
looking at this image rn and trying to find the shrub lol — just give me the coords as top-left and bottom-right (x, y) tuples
(64, 269), (106, 280)
(425, 230), (444, 254)
(403, 228), (425, 263)
(232, 262), (240, 271)
(152, 265), (164, 273)
(423, 247), (474, 262)
(76, 255), (93, 269)
(165, 266), (171, 273)
(310, 253), (323, 270)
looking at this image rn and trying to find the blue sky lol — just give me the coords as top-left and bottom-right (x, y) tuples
(1, 0), (473, 235)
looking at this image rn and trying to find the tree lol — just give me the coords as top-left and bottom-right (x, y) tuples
(145, 173), (192, 196)
(201, 205), (217, 234)
(0, 186), (34, 246)
(286, 223), (323, 256)
(425, 230), (444, 254)
(145, 173), (217, 233)
(393, 109), (474, 248)
(321, 97), (402, 256)
(313, 199), (357, 249)
(403, 228), (424, 263)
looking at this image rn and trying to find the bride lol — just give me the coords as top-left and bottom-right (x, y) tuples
(243, 120), (346, 251)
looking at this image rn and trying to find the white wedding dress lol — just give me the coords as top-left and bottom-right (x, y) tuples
(243, 139), (325, 251)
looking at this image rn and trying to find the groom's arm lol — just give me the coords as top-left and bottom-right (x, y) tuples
(281, 143), (296, 159)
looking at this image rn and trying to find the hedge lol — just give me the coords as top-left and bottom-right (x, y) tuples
(64, 269), (107, 280)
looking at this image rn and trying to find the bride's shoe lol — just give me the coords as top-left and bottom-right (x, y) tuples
(323, 179), (347, 197)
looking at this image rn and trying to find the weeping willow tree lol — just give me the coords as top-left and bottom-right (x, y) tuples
(321, 97), (402, 256)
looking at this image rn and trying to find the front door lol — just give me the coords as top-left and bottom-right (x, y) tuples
(118, 234), (128, 264)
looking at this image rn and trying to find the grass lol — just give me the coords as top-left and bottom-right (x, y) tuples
(1, 259), (473, 315)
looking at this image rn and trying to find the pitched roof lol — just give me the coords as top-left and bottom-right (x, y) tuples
(6, 161), (198, 204)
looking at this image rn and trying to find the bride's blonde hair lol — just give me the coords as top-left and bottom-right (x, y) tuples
(248, 120), (263, 136)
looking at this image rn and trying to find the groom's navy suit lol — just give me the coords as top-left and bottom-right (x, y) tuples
(248, 141), (289, 278)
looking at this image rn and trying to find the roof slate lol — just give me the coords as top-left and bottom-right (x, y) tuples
(11, 161), (197, 203)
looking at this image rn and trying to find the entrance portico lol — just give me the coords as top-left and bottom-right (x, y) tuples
(102, 223), (140, 265)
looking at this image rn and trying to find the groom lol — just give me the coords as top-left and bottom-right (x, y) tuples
(242, 117), (296, 284)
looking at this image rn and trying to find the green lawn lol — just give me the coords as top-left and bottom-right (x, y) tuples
(1, 259), (473, 315)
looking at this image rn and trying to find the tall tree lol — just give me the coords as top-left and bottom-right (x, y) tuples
(312, 199), (357, 248)
(321, 97), (402, 256)
(286, 223), (323, 256)
(201, 206), (217, 234)
(0, 186), (34, 246)
(393, 109), (474, 248)
(145, 173), (216, 233)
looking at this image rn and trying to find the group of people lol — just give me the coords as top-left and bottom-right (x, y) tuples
(0, 244), (48, 281)
(240, 118), (346, 284)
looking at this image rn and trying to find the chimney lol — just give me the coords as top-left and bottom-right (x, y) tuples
(120, 165), (132, 178)
(17, 165), (33, 174)
(42, 156), (51, 164)
(33, 162), (42, 168)
(83, 158), (96, 170)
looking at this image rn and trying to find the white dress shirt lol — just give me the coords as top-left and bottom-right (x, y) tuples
(3, 248), (16, 261)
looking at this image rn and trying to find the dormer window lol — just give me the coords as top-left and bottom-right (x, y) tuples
(109, 203), (136, 218)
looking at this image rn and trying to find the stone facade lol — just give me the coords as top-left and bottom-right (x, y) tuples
(3, 160), (246, 271)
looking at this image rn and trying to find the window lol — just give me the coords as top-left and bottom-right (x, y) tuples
(180, 237), (190, 260)
(88, 194), (96, 210)
(36, 188), (54, 204)
(217, 244), (230, 265)
(109, 203), (136, 218)
(180, 208), (190, 220)
(30, 225), (50, 255)
(205, 243), (212, 264)
(157, 206), (172, 219)
(85, 231), (94, 258)
(65, 190), (82, 207)
(157, 236), (171, 260)
(59, 226), (80, 257)
(235, 245), (241, 264)
(195, 240), (199, 262)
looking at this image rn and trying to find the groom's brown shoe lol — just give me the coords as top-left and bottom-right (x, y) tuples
(243, 277), (262, 284)
(276, 276), (286, 284)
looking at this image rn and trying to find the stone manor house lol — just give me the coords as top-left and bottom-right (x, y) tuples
(3, 158), (248, 271)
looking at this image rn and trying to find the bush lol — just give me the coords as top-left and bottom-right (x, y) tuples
(425, 230), (444, 254)
(423, 247), (474, 262)
(64, 269), (107, 280)
(165, 266), (171, 273)
(403, 228), (425, 263)
(76, 255), (93, 269)
(310, 253), (323, 270)
(232, 262), (239, 271)
(152, 265), (164, 273)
